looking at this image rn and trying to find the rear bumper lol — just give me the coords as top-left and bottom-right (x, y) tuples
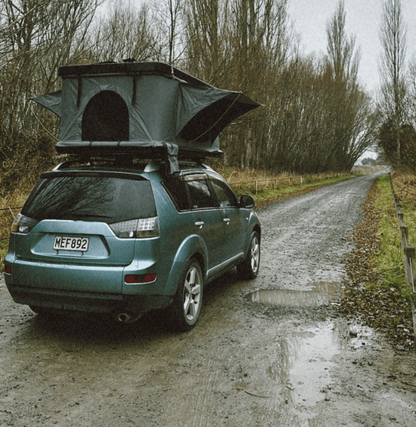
(6, 282), (172, 315)
(4, 252), (164, 297)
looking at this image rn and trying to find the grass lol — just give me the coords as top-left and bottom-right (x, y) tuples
(373, 175), (413, 299)
(0, 239), (9, 267)
(372, 174), (416, 342)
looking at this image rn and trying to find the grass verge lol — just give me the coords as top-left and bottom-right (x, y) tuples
(340, 174), (414, 349)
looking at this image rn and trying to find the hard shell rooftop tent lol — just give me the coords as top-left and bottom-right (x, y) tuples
(32, 61), (260, 172)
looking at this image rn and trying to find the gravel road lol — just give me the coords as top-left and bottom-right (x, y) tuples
(1, 172), (415, 427)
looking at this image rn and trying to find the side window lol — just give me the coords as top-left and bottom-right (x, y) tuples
(210, 178), (238, 208)
(187, 179), (217, 209)
(163, 178), (190, 211)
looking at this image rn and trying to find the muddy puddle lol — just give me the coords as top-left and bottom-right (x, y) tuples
(246, 281), (377, 408)
(246, 281), (342, 307)
(278, 321), (375, 407)
(284, 323), (338, 406)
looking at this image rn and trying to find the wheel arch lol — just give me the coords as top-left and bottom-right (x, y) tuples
(252, 223), (261, 242)
(190, 252), (205, 278)
(164, 234), (207, 296)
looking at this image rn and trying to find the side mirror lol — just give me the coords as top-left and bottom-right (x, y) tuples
(239, 194), (255, 209)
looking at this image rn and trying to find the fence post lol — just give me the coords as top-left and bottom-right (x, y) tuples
(395, 195), (401, 209)
(289, 176), (291, 187)
(404, 247), (416, 345)
(400, 226), (408, 249)
(404, 246), (415, 286)
(398, 212), (405, 227)
(255, 180), (258, 194)
(411, 293), (416, 347)
(389, 172), (401, 209)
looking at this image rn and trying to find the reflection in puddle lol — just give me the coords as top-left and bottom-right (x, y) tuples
(247, 282), (341, 307)
(246, 282), (376, 408)
(282, 322), (375, 407)
(286, 322), (339, 406)
(265, 322), (342, 408)
(246, 282), (377, 410)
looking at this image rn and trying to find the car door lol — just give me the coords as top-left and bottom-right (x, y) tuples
(184, 174), (225, 270)
(209, 176), (246, 261)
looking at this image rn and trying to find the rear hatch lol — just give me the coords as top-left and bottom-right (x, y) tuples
(12, 170), (157, 292)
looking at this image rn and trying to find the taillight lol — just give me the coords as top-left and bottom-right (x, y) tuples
(5, 265), (12, 274)
(109, 217), (159, 239)
(11, 213), (39, 233)
(136, 217), (159, 238)
(125, 274), (157, 284)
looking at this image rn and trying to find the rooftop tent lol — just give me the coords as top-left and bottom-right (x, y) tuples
(32, 61), (261, 171)
(32, 90), (62, 117)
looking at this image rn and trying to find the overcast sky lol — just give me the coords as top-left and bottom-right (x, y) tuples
(288, 0), (416, 94)
(112, 0), (415, 93)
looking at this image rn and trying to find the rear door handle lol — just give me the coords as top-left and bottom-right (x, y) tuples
(195, 221), (204, 229)
(223, 218), (230, 225)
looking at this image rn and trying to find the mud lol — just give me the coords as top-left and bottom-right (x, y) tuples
(1, 172), (415, 427)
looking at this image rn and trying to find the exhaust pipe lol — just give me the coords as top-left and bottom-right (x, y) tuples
(115, 312), (143, 323)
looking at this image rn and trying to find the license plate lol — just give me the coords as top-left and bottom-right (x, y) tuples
(53, 236), (89, 252)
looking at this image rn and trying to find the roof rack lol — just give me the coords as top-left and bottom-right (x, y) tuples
(52, 149), (214, 176)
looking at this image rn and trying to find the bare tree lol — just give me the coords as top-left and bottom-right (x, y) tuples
(90, 1), (162, 63)
(151, 0), (184, 65)
(223, 0), (292, 169)
(323, 0), (374, 171)
(326, 0), (359, 82)
(0, 0), (101, 192)
(183, 0), (225, 85)
(378, 0), (408, 166)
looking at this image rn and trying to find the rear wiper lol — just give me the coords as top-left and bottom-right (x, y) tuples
(69, 213), (112, 219)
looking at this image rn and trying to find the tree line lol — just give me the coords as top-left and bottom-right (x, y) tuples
(377, 0), (416, 174)
(0, 0), (382, 193)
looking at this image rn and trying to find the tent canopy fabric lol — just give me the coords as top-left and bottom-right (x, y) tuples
(32, 61), (260, 172)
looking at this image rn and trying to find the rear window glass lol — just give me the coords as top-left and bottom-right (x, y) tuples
(22, 175), (156, 223)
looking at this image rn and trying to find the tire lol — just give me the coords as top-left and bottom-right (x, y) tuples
(169, 259), (204, 331)
(237, 231), (260, 280)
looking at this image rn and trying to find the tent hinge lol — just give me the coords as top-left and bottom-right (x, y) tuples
(77, 75), (82, 108)
(132, 73), (137, 105)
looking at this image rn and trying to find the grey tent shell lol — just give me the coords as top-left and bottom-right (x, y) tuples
(33, 61), (260, 171)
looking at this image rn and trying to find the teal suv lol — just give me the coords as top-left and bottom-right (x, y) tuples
(4, 160), (260, 330)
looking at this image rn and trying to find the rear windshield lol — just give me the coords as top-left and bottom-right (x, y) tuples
(22, 174), (156, 223)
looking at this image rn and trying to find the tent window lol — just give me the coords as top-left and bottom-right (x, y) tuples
(82, 90), (129, 141)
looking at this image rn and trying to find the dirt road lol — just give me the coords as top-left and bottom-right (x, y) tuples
(1, 172), (415, 427)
